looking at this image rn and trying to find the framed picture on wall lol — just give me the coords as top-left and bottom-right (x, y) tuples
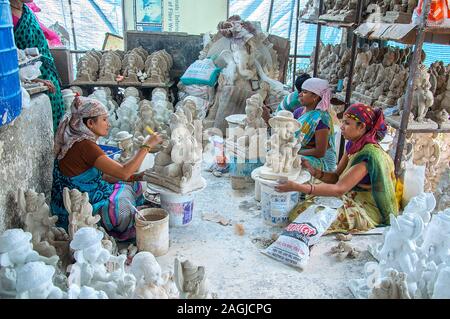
(134, 0), (163, 25)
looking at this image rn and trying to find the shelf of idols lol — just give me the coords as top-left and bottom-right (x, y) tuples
(333, 92), (450, 133)
(69, 80), (174, 88)
(354, 22), (450, 45)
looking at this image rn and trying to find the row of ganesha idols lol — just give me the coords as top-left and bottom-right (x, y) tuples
(73, 47), (173, 85)
(67, 84), (207, 195)
(303, 29), (449, 128)
(332, 44), (450, 129)
(349, 193), (450, 299)
(0, 188), (212, 299)
(86, 87), (205, 193)
(300, 0), (421, 24)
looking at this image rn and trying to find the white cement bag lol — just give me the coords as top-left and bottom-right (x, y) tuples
(402, 160), (426, 208)
(262, 204), (338, 270)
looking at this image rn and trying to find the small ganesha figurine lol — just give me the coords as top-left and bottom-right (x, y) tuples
(68, 227), (136, 299)
(130, 252), (179, 299)
(15, 261), (66, 299)
(174, 258), (210, 299)
(378, 213), (424, 296)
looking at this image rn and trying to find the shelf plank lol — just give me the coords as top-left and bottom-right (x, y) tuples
(299, 18), (356, 28)
(69, 81), (174, 88)
(385, 116), (450, 133)
(355, 22), (450, 45)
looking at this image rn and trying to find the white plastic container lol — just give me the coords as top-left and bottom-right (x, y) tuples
(160, 192), (194, 227)
(260, 182), (299, 227)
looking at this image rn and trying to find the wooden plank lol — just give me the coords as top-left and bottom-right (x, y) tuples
(355, 22), (450, 45)
(386, 116), (450, 133)
(69, 81), (174, 88)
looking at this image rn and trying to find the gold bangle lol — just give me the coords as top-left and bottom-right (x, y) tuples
(140, 144), (151, 152)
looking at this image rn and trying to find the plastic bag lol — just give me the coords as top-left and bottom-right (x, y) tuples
(262, 205), (338, 270)
(402, 159), (426, 208)
(19, 61), (42, 82)
(180, 58), (221, 87)
(413, 0), (447, 25)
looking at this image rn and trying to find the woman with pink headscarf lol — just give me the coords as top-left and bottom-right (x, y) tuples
(295, 78), (337, 172)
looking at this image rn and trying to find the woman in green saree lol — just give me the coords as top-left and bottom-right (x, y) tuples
(275, 103), (399, 233)
(11, 0), (65, 132)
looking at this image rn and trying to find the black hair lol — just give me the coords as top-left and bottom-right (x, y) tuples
(295, 73), (311, 92)
(82, 116), (99, 126)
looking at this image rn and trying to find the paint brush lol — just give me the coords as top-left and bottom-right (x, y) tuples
(129, 201), (146, 221)
(145, 126), (169, 148)
(145, 126), (155, 135)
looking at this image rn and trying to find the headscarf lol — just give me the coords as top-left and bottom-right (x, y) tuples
(54, 95), (108, 160)
(300, 78), (332, 111)
(344, 103), (387, 155)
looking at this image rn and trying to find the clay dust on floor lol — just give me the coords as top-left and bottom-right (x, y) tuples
(152, 167), (384, 299)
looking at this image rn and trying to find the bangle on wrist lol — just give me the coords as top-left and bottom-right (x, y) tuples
(140, 144), (151, 152)
(306, 182), (313, 195)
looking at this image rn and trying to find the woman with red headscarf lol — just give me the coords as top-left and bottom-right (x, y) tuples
(275, 103), (399, 233)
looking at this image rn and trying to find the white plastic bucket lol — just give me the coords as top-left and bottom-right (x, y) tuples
(135, 208), (169, 257)
(260, 182), (299, 227)
(160, 192), (194, 227)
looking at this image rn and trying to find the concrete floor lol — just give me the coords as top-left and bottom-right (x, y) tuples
(153, 167), (385, 299)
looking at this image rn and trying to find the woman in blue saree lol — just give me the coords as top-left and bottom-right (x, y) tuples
(296, 78), (337, 172)
(51, 96), (162, 241)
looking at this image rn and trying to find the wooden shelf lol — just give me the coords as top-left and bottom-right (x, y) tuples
(300, 18), (357, 28)
(332, 94), (450, 133)
(355, 22), (450, 45)
(69, 81), (174, 88)
(386, 116), (450, 133)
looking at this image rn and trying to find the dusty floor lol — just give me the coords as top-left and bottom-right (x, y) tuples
(152, 167), (384, 299)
